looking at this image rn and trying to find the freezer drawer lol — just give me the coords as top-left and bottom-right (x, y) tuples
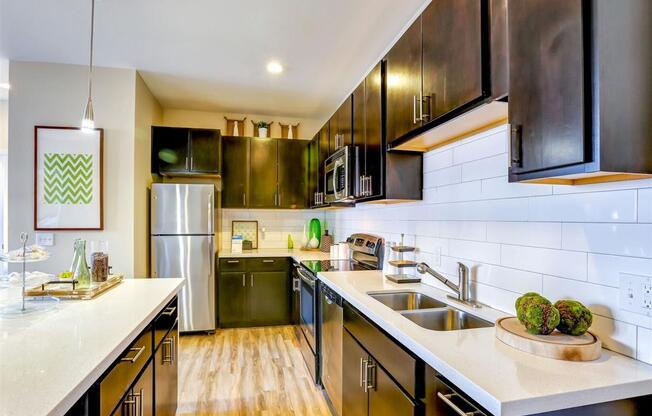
(151, 235), (215, 332)
(151, 183), (215, 235)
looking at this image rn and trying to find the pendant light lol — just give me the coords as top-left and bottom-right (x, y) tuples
(81, 0), (95, 133)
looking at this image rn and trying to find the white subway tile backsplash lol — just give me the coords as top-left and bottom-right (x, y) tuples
(326, 123), (652, 361)
(529, 190), (638, 223)
(500, 245), (587, 281)
(487, 222), (561, 249)
(562, 223), (652, 257)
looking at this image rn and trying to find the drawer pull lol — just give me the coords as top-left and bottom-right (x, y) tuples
(162, 336), (175, 364)
(262, 259), (275, 263)
(437, 392), (480, 416)
(227, 260), (240, 264)
(162, 306), (176, 316)
(121, 345), (146, 363)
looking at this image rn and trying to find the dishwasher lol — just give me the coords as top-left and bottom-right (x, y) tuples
(320, 283), (343, 416)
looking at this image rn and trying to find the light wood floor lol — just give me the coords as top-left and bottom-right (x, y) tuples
(178, 326), (332, 416)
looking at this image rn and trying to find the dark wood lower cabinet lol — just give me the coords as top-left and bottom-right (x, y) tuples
(120, 360), (154, 416)
(249, 271), (291, 325)
(154, 323), (178, 416)
(369, 362), (419, 416)
(343, 329), (369, 416)
(218, 271), (248, 327)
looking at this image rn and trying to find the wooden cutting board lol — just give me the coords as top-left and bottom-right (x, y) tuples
(495, 316), (601, 361)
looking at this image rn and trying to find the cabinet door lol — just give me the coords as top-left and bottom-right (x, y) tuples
(221, 136), (249, 208)
(365, 63), (383, 198)
(131, 360), (154, 416)
(368, 359), (419, 416)
(508, 0), (587, 174)
(338, 95), (353, 148)
(342, 330), (368, 416)
(189, 129), (221, 173)
(278, 139), (308, 208)
(422, 0), (483, 121)
(385, 17), (422, 145)
(308, 135), (320, 207)
(218, 271), (248, 327)
(249, 139), (278, 208)
(152, 127), (189, 173)
(155, 324), (178, 416)
(352, 80), (365, 197)
(249, 271), (290, 325)
(329, 113), (339, 152)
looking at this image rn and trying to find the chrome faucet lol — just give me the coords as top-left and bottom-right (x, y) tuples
(416, 262), (480, 308)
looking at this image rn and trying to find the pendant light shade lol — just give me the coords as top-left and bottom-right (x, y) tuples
(82, 0), (96, 133)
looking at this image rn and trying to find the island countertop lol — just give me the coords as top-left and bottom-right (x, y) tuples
(0, 277), (184, 416)
(318, 270), (652, 416)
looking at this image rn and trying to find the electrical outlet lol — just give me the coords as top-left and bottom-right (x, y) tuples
(620, 273), (652, 316)
(35, 232), (54, 247)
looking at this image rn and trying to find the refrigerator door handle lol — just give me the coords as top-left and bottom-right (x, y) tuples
(208, 238), (214, 279)
(207, 192), (213, 234)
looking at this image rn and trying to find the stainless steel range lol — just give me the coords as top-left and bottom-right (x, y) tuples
(294, 233), (384, 413)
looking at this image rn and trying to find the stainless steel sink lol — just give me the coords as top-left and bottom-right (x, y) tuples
(400, 308), (493, 331)
(367, 291), (447, 311)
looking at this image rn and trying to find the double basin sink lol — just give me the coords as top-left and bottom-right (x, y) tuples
(367, 291), (493, 331)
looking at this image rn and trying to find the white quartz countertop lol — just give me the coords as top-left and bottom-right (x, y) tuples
(219, 248), (331, 262)
(0, 278), (184, 416)
(318, 270), (652, 416)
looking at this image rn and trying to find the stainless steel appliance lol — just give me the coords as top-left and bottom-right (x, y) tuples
(324, 145), (357, 204)
(150, 183), (216, 333)
(320, 283), (343, 416)
(295, 233), (384, 397)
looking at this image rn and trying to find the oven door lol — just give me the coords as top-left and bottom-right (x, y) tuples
(297, 266), (317, 352)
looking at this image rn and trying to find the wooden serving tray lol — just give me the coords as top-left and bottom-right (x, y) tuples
(495, 316), (601, 361)
(25, 274), (124, 300)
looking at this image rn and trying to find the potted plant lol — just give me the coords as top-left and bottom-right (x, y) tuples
(257, 121), (270, 138)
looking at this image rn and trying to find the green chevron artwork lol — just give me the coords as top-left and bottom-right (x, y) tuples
(43, 153), (93, 204)
(35, 126), (104, 230)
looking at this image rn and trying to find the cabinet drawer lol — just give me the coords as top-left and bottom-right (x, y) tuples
(100, 327), (153, 415)
(248, 257), (289, 272)
(344, 302), (423, 398)
(154, 297), (177, 349)
(219, 258), (247, 272)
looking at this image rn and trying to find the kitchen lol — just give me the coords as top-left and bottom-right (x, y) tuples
(2, 0), (652, 415)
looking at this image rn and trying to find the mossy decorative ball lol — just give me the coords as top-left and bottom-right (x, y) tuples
(522, 302), (560, 335)
(515, 292), (550, 324)
(554, 300), (593, 336)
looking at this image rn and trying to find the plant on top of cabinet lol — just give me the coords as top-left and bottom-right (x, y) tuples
(151, 126), (221, 176)
(508, 0), (652, 184)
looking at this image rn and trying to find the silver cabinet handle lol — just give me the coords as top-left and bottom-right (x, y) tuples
(162, 335), (176, 364)
(365, 360), (376, 392)
(242, 273), (246, 287)
(185, 156), (189, 170)
(413, 95), (418, 124)
(190, 156), (194, 170)
(262, 259), (275, 263)
(162, 306), (176, 316)
(121, 346), (146, 363)
(360, 357), (366, 388)
(419, 90), (424, 122)
(292, 277), (300, 292)
(242, 192), (246, 207)
(250, 273), (254, 287)
(227, 260), (240, 264)
(367, 176), (372, 195)
(437, 392), (478, 416)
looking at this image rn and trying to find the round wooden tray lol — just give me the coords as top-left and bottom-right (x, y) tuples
(495, 317), (601, 361)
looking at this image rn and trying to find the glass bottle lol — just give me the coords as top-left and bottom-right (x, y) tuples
(72, 239), (91, 288)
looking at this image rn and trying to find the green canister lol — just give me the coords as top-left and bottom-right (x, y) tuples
(308, 218), (321, 248)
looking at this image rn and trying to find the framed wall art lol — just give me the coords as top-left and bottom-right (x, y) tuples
(34, 126), (104, 230)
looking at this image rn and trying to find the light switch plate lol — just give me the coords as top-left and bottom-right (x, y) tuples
(35, 232), (54, 247)
(620, 273), (652, 316)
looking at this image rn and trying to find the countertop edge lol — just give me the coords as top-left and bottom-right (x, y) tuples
(49, 278), (184, 416)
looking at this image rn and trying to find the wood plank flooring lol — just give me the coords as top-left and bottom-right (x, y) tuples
(178, 326), (331, 416)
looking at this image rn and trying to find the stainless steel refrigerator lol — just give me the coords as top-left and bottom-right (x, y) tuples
(151, 183), (216, 332)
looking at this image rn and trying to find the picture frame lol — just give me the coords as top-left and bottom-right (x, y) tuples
(34, 126), (104, 230)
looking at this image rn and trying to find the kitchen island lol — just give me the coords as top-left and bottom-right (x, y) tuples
(0, 277), (184, 416)
(318, 270), (652, 416)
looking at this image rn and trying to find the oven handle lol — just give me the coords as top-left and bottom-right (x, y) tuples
(296, 267), (316, 288)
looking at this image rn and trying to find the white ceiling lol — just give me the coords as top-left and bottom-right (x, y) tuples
(0, 0), (428, 119)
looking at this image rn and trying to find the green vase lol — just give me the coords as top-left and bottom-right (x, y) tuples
(308, 218), (321, 248)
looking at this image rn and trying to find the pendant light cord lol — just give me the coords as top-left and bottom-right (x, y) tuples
(87, 0), (95, 99)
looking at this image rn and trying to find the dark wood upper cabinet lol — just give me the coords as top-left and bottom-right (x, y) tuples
(249, 139), (279, 208)
(221, 136), (249, 209)
(307, 133), (320, 207)
(277, 139), (308, 208)
(508, 0), (587, 176)
(337, 95), (353, 148)
(385, 16), (423, 145)
(152, 127), (221, 175)
(422, 0), (484, 121)
(509, 0), (652, 184)
(328, 113), (338, 154)
(364, 63), (384, 199)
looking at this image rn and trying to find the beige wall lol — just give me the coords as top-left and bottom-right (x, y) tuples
(161, 108), (321, 139)
(134, 73), (162, 277)
(0, 100), (7, 152)
(8, 61), (138, 275)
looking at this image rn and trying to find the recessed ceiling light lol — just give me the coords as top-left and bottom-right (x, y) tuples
(266, 61), (283, 74)
(0, 83), (10, 90)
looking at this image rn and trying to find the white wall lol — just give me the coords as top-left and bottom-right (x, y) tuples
(0, 100), (7, 151)
(161, 108), (321, 139)
(326, 124), (652, 364)
(8, 61), (138, 275)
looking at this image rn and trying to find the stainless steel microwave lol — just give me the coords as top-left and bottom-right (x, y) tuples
(324, 145), (357, 204)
